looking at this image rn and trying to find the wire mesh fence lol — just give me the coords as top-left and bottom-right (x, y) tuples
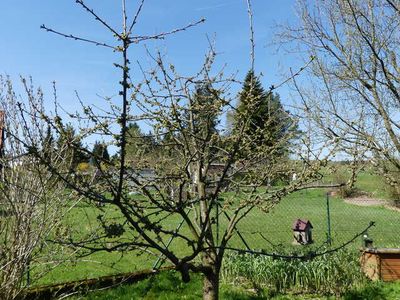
(23, 185), (400, 286)
(223, 188), (400, 253)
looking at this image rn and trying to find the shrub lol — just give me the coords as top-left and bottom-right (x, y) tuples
(388, 189), (400, 208)
(381, 172), (400, 207)
(332, 168), (361, 198)
(386, 177), (400, 208)
(77, 162), (90, 172)
(338, 185), (360, 198)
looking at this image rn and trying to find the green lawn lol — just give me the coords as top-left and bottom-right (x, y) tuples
(355, 171), (391, 199)
(31, 169), (399, 287)
(69, 270), (400, 300)
(230, 189), (399, 251)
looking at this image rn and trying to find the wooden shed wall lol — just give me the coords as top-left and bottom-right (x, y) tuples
(361, 250), (400, 282)
(380, 254), (400, 281)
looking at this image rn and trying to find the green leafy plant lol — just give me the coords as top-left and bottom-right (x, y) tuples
(221, 249), (366, 296)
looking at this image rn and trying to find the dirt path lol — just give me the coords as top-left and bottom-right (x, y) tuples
(344, 197), (388, 206)
(344, 196), (400, 212)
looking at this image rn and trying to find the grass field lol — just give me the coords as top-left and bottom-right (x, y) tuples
(231, 188), (399, 250)
(30, 169), (399, 289)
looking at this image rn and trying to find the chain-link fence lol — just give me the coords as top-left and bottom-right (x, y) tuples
(27, 185), (399, 286)
(223, 189), (400, 253)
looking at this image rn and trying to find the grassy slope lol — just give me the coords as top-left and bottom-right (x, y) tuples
(355, 171), (391, 199)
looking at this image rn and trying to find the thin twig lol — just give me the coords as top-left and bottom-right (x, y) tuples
(122, 0), (127, 34)
(75, 0), (122, 39)
(272, 56), (315, 91)
(128, 18), (205, 44)
(246, 0), (255, 71)
(40, 25), (116, 49)
(128, 0), (145, 34)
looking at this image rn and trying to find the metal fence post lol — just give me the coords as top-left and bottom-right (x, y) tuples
(216, 199), (219, 246)
(326, 192), (332, 245)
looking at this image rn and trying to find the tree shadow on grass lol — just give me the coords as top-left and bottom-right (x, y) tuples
(221, 290), (268, 300)
(342, 282), (396, 300)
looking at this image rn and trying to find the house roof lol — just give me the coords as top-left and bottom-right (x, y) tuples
(292, 219), (313, 231)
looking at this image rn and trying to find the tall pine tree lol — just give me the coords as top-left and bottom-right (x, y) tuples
(190, 83), (219, 138)
(91, 141), (110, 166)
(57, 124), (87, 172)
(233, 70), (295, 158)
(125, 123), (156, 166)
(42, 125), (55, 159)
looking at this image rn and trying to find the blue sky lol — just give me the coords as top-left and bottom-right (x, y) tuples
(0, 0), (301, 126)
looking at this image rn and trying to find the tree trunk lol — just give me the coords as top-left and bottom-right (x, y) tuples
(202, 262), (219, 300)
(195, 160), (220, 300)
(202, 249), (220, 300)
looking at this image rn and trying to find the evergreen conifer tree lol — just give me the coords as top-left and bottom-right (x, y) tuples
(57, 124), (87, 172)
(125, 123), (155, 162)
(234, 70), (295, 158)
(91, 141), (110, 166)
(191, 83), (219, 138)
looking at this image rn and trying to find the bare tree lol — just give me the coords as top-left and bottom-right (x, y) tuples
(18, 1), (333, 299)
(0, 77), (78, 300)
(278, 0), (400, 194)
